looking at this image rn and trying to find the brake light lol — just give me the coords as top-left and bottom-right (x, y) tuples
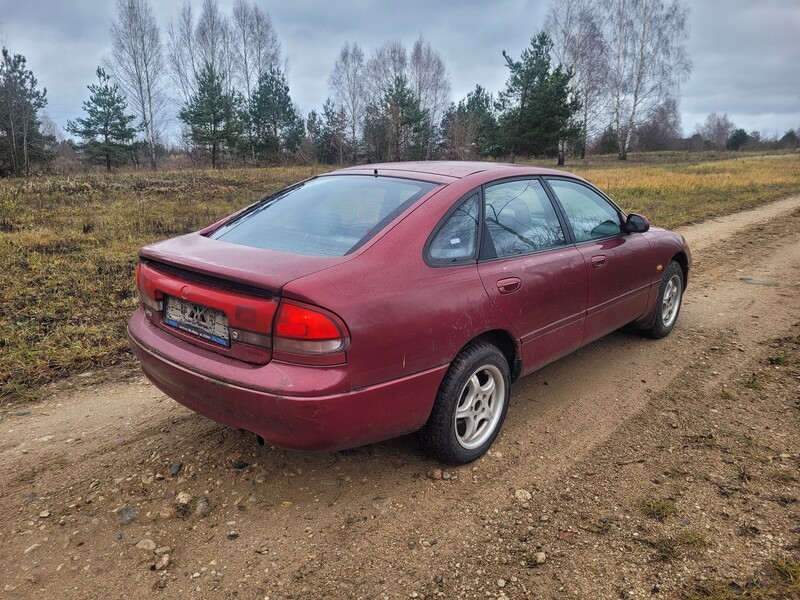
(273, 300), (349, 356)
(135, 262), (162, 314)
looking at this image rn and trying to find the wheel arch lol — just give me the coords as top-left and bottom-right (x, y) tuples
(672, 251), (690, 289)
(466, 329), (521, 382)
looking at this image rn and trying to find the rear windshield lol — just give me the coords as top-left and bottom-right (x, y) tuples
(209, 175), (438, 256)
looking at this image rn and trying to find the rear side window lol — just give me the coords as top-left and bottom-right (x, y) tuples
(427, 193), (480, 264)
(209, 176), (437, 256)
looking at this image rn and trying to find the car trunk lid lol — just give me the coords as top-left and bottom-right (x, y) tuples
(136, 233), (343, 364)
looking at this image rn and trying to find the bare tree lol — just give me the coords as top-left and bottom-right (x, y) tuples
(363, 38), (452, 160)
(329, 42), (366, 163)
(166, 1), (199, 106)
(409, 36), (451, 159)
(108, 0), (167, 170)
(167, 0), (235, 104)
(545, 0), (607, 157)
(601, 0), (691, 159)
(250, 5), (281, 84)
(695, 112), (735, 149)
(365, 41), (408, 103)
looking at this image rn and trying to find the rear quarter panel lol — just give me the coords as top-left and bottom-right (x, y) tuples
(282, 177), (518, 391)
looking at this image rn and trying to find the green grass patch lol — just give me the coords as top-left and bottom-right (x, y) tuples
(640, 498), (677, 521)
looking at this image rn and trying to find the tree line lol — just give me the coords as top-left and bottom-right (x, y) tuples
(1, 0), (799, 176)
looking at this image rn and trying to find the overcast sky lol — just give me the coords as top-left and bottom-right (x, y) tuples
(1, 0), (798, 139)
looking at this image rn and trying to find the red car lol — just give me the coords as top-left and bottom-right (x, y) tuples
(128, 162), (690, 463)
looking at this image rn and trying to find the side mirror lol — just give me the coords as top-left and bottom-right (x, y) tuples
(625, 213), (650, 233)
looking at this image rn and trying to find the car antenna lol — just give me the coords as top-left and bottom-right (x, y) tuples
(373, 168), (378, 177)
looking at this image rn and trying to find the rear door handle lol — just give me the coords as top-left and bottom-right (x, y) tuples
(591, 255), (607, 269)
(497, 277), (522, 294)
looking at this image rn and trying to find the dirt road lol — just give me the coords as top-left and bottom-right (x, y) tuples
(2, 197), (799, 599)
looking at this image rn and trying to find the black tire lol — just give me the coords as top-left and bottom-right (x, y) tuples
(419, 341), (511, 464)
(641, 260), (684, 339)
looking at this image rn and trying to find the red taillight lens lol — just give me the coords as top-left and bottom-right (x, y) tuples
(273, 300), (349, 356)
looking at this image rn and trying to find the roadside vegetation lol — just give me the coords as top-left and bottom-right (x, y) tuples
(1, 152), (798, 403)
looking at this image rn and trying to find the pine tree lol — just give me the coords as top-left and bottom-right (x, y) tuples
(249, 67), (303, 162)
(498, 32), (580, 161)
(178, 63), (239, 168)
(0, 48), (54, 177)
(67, 67), (140, 171)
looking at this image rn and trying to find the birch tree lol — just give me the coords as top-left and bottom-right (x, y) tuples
(109, 0), (167, 170)
(329, 42), (366, 163)
(231, 0), (281, 160)
(601, 0), (691, 159)
(545, 0), (607, 157)
(409, 36), (451, 159)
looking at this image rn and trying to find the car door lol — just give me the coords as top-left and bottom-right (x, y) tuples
(477, 178), (587, 375)
(545, 177), (654, 344)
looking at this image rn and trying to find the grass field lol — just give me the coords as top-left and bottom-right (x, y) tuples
(1, 152), (799, 402)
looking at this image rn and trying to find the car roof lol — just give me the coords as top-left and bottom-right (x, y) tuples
(334, 161), (572, 182)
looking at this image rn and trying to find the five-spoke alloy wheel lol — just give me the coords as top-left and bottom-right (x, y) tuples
(421, 341), (510, 464)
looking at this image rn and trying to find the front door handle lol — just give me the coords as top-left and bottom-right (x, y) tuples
(497, 277), (522, 294)
(591, 255), (607, 269)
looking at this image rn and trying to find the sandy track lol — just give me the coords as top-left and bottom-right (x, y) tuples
(1, 195), (799, 599)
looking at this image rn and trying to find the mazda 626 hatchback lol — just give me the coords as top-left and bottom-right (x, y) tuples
(128, 161), (691, 464)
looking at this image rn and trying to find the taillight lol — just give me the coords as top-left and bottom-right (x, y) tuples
(273, 300), (349, 356)
(135, 262), (162, 315)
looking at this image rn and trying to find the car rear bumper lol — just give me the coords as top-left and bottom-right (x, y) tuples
(127, 310), (446, 452)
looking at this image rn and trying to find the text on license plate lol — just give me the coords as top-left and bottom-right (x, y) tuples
(164, 296), (230, 346)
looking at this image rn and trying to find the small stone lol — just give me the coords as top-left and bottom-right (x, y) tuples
(117, 506), (138, 526)
(534, 551), (546, 565)
(194, 497), (211, 518)
(136, 538), (157, 551)
(154, 553), (170, 570)
(175, 491), (193, 506)
(169, 463), (183, 477)
(226, 531), (239, 541)
(497, 578), (506, 588)
(141, 474), (154, 485)
(427, 469), (443, 480)
(514, 489), (532, 502)
(559, 530), (575, 543)
(39, 511), (50, 518)
(15, 409), (31, 416)
(441, 470), (452, 480)
(232, 460), (249, 470)
(158, 506), (176, 520)
(23, 544), (40, 554)
(155, 546), (171, 555)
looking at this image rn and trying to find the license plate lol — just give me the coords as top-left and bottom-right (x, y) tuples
(164, 296), (230, 347)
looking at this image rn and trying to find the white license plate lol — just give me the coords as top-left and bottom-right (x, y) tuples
(164, 296), (230, 346)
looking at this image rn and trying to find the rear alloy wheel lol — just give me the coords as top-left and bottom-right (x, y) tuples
(642, 260), (684, 339)
(420, 341), (510, 464)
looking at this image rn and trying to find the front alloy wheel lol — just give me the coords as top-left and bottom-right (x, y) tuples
(643, 260), (684, 339)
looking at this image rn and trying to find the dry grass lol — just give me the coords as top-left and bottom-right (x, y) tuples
(0, 166), (325, 401)
(1, 153), (799, 402)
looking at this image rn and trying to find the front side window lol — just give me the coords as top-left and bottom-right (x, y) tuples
(484, 179), (566, 257)
(547, 178), (622, 243)
(427, 193), (480, 264)
(209, 176), (437, 256)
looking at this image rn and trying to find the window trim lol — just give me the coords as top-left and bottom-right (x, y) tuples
(478, 175), (571, 263)
(542, 176), (627, 245)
